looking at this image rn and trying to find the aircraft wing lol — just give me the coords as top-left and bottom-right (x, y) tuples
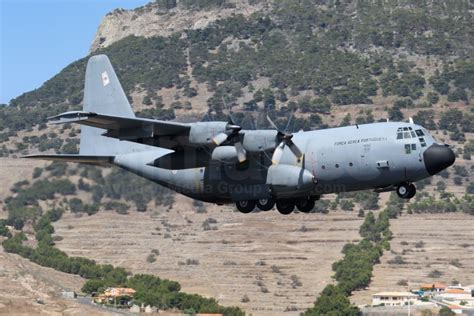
(49, 111), (190, 141)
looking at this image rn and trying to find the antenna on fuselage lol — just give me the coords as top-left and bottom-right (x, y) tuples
(409, 117), (414, 124)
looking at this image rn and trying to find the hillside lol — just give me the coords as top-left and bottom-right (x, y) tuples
(0, 0), (473, 315)
(2, 0), (473, 137)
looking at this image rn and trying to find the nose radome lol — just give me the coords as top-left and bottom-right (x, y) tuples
(423, 144), (456, 175)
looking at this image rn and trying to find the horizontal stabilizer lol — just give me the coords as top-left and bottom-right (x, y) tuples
(22, 154), (114, 165)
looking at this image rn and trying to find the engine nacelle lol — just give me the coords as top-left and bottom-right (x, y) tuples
(241, 130), (278, 152)
(188, 122), (228, 146)
(211, 146), (239, 163)
(266, 165), (315, 198)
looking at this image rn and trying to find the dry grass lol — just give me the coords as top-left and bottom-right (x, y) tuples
(351, 212), (474, 305)
(53, 198), (362, 315)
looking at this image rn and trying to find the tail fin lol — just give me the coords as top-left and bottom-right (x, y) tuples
(80, 55), (140, 156)
(23, 55), (154, 163)
(83, 55), (134, 117)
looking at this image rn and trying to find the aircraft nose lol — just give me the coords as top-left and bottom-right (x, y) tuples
(423, 144), (455, 175)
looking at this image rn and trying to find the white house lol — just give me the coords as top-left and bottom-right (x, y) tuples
(372, 292), (418, 306)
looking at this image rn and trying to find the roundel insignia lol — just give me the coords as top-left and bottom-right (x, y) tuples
(101, 71), (110, 86)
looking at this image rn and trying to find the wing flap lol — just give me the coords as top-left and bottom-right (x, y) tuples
(22, 154), (114, 165)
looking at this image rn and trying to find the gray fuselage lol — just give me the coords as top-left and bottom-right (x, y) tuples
(113, 121), (448, 204)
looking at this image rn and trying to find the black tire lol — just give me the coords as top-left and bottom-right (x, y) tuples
(296, 198), (315, 213)
(396, 183), (410, 199)
(406, 184), (416, 199)
(276, 200), (295, 215)
(256, 199), (275, 211)
(236, 200), (256, 214)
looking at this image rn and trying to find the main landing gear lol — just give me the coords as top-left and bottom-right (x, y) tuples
(236, 200), (256, 213)
(396, 182), (416, 199)
(235, 197), (318, 215)
(256, 199), (275, 211)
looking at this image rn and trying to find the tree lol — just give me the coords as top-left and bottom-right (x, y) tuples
(388, 107), (404, 121)
(156, 0), (177, 10)
(303, 285), (361, 316)
(439, 306), (455, 316)
(427, 92), (439, 105)
(340, 113), (352, 127)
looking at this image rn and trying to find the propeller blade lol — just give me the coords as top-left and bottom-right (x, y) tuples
(287, 139), (303, 160)
(234, 142), (247, 163)
(227, 124), (241, 131)
(271, 142), (285, 165)
(201, 112), (211, 122)
(285, 110), (295, 132)
(266, 115), (279, 131)
(212, 132), (229, 146)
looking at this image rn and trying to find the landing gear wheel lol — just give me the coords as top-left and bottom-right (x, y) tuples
(276, 200), (295, 215)
(396, 183), (413, 199)
(236, 200), (256, 214)
(406, 184), (416, 199)
(256, 199), (275, 211)
(296, 197), (315, 213)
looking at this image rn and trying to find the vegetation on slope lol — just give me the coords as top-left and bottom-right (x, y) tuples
(0, 0), (472, 139)
(3, 162), (176, 230)
(303, 203), (397, 315)
(2, 191), (243, 315)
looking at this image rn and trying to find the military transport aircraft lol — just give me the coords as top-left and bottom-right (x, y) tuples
(24, 55), (456, 215)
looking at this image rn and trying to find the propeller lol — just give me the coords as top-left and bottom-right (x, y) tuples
(266, 114), (303, 165)
(212, 122), (241, 146)
(211, 117), (247, 163)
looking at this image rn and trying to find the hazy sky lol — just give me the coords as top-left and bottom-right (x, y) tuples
(0, 0), (149, 104)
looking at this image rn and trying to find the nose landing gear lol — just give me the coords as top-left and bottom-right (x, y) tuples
(396, 182), (416, 199)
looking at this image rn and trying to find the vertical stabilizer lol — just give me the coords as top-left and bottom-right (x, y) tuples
(83, 55), (134, 117)
(80, 55), (148, 155)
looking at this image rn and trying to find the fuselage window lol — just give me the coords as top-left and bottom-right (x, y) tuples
(403, 132), (411, 138)
(322, 165), (326, 169)
(410, 131), (416, 138)
(397, 132), (403, 139)
(411, 144), (416, 151)
(335, 164), (339, 168)
(405, 144), (411, 154)
(349, 162), (353, 167)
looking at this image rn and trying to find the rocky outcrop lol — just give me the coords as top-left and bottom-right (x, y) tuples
(90, 0), (268, 53)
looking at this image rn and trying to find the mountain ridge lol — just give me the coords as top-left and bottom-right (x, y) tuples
(90, 0), (268, 52)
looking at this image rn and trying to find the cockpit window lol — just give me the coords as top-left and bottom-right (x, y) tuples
(405, 144), (411, 154)
(419, 137), (427, 147)
(397, 127), (415, 139)
(415, 129), (424, 136)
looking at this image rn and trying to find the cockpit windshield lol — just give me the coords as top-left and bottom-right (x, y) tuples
(396, 127), (416, 139)
(397, 127), (427, 147)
